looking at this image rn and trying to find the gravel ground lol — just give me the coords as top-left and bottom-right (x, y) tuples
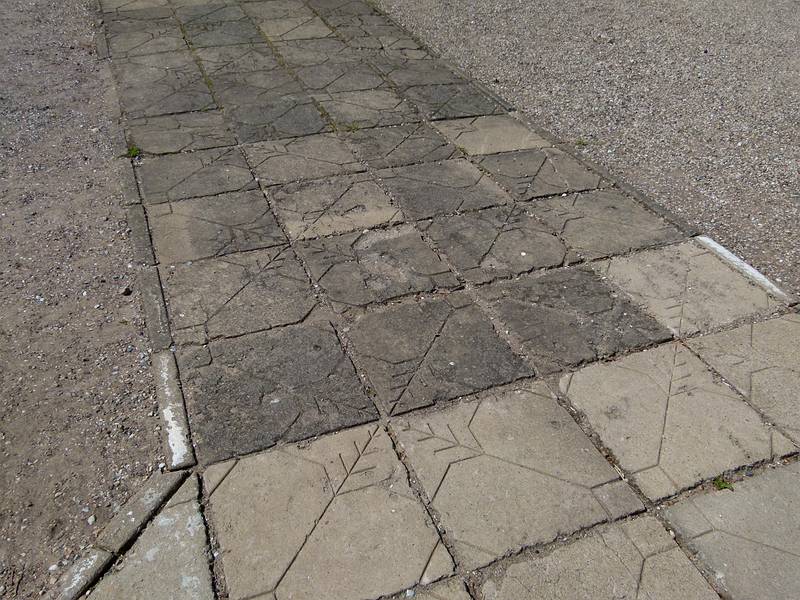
(376, 0), (800, 295)
(0, 0), (161, 597)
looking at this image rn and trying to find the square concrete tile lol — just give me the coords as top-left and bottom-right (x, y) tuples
(346, 122), (461, 169)
(593, 240), (784, 336)
(561, 342), (796, 500)
(113, 51), (215, 118)
(665, 462), (800, 600)
(474, 147), (603, 199)
(402, 82), (507, 120)
(183, 17), (264, 48)
(306, 0), (376, 15)
(126, 111), (236, 154)
(314, 88), (421, 129)
(274, 38), (360, 68)
(212, 68), (304, 106)
(243, 133), (364, 186)
(380, 59), (466, 89)
(271, 173), (402, 240)
(257, 15), (333, 41)
(347, 293), (532, 414)
(105, 9), (187, 58)
(203, 424), (451, 599)
(688, 313), (800, 443)
(433, 115), (549, 155)
(223, 93), (330, 142)
(419, 204), (569, 283)
(101, 0), (167, 12)
(396, 382), (644, 569)
(477, 267), (671, 374)
(530, 189), (685, 260)
(178, 321), (377, 463)
(328, 14), (413, 48)
(194, 43), (281, 76)
(136, 146), (256, 204)
(377, 159), (512, 221)
(147, 189), (286, 263)
(241, 0), (313, 21)
(296, 225), (457, 310)
(294, 60), (387, 94)
(480, 515), (717, 600)
(160, 246), (317, 339)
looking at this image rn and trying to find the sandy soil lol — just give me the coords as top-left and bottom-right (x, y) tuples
(376, 0), (800, 296)
(0, 0), (161, 597)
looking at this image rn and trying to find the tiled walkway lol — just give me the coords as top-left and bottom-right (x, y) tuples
(49, 0), (800, 598)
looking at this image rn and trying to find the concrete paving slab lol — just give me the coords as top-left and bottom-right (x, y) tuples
(403, 82), (508, 120)
(203, 424), (451, 599)
(224, 93), (331, 143)
(274, 37), (361, 67)
(347, 293), (532, 414)
(112, 51), (215, 118)
(688, 313), (800, 443)
(160, 246), (317, 339)
(306, 0), (376, 15)
(296, 225), (457, 310)
(433, 115), (549, 155)
(377, 158), (512, 220)
(480, 515), (717, 600)
(147, 190), (286, 263)
(666, 462), (800, 600)
(593, 240), (783, 336)
(561, 342), (796, 500)
(474, 147), (603, 200)
(212, 69), (304, 106)
(244, 133), (364, 185)
(194, 43), (281, 76)
(401, 577), (471, 600)
(420, 204), (569, 283)
(105, 10), (187, 58)
(178, 320), (377, 463)
(314, 87), (422, 129)
(89, 476), (214, 600)
(100, 0), (168, 12)
(126, 111), (236, 154)
(136, 146), (256, 204)
(530, 189), (685, 260)
(257, 15), (334, 41)
(380, 59), (466, 89)
(476, 267), (671, 374)
(346, 122), (460, 169)
(271, 172), (402, 240)
(396, 382), (643, 569)
(294, 60), (387, 94)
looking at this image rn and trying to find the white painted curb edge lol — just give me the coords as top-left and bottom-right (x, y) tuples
(696, 235), (794, 304)
(154, 351), (196, 470)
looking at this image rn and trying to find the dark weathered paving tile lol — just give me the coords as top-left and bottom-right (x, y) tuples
(178, 320), (377, 464)
(419, 204), (569, 283)
(137, 146), (256, 204)
(345, 122), (460, 169)
(240, 0), (314, 21)
(106, 9), (187, 58)
(147, 189), (286, 263)
(396, 381), (643, 569)
(225, 96), (330, 143)
(347, 293), (532, 414)
(113, 51), (214, 117)
(271, 172), (402, 240)
(161, 245), (316, 339)
(273, 38), (359, 67)
(328, 14), (420, 53)
(178, 4), (263, 47)
(101, 0), (168, 13)
(295, 225), (457, 311)
(529, 189), (685, 260)
(561, 342), (794, 500)
(665, 463), (800, 599)
(403, 82), (508, 120)
(306, 0), (376, 15)
(126, 110), (236, 154)
(433, 115), (548, 155)
(294, 61), (386, 94)
(244, 133), (363, 185)
(257, 15), (334, 41)
(476, 267), (672, 374)
(314, 88), (421, 129)
(211, 67), (303, 106)
(379, 58), (465, 89)
(377, 158), (512, 220)
(194, 43), (280, 76)
(475, 148), (603, 199)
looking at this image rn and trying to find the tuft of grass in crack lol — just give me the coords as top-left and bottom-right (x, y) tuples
(575, 138), (589, 147)
(127, 145), (141, 159)
(342, 122), (361, 132)
(712, 476), (734, 491)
